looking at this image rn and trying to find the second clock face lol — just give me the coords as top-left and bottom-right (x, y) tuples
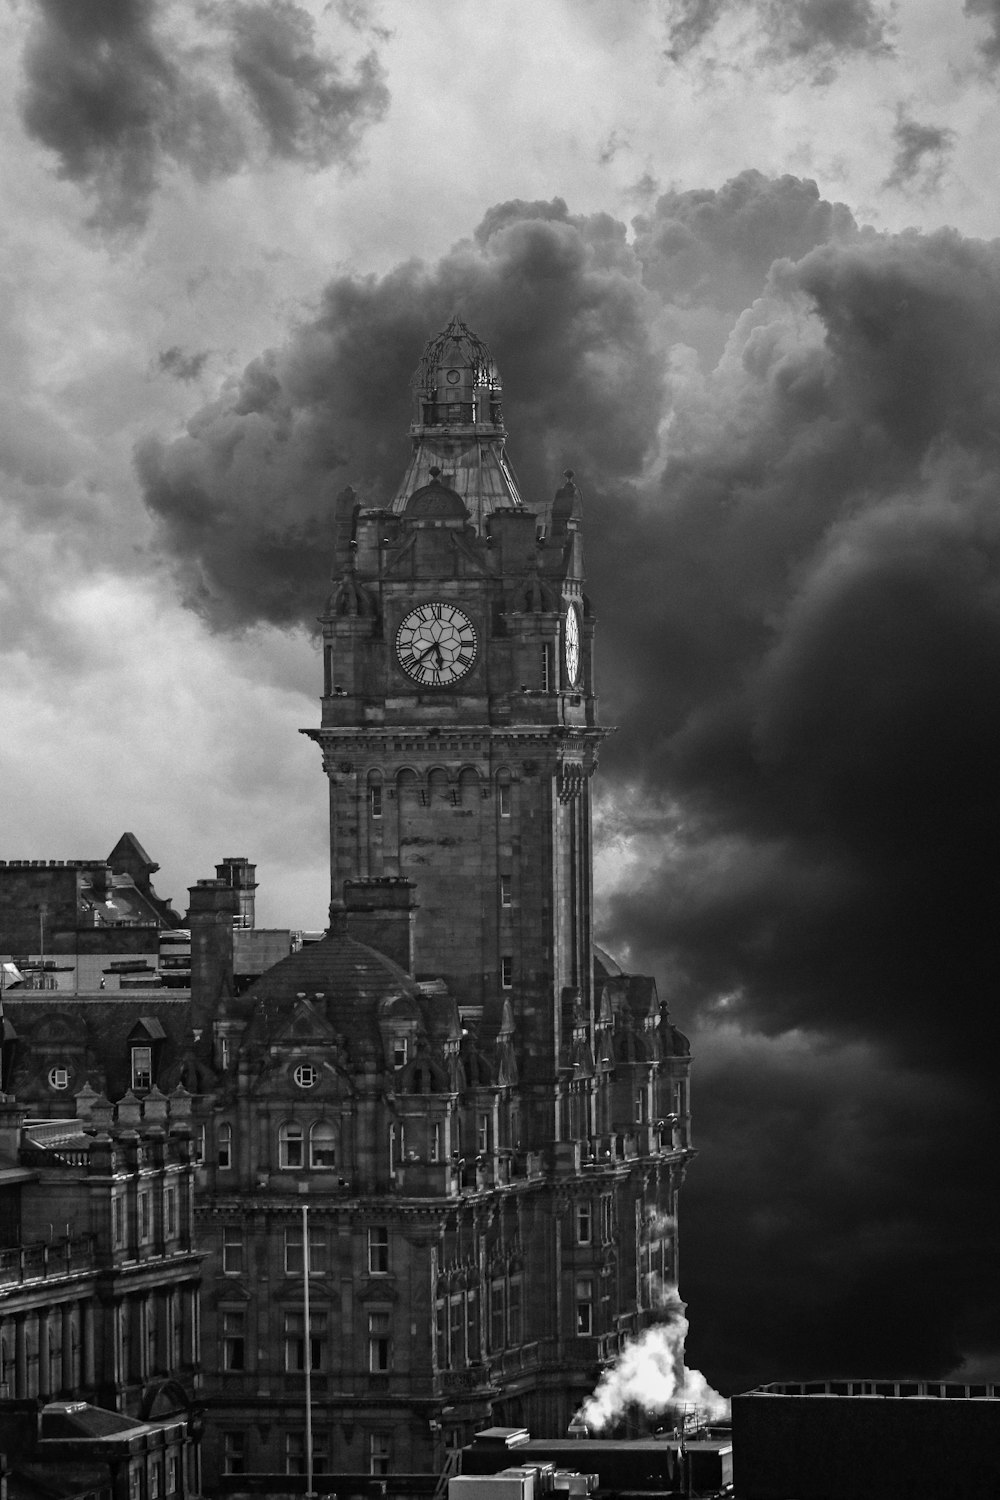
(396, 602), (477, 687)
(564, 602), (581, 686)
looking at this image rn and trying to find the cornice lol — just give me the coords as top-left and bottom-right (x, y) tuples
(301, 725), (611, 749)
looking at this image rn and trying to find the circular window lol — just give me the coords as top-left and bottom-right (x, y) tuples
(48, 1066), (70, 1090)
(293, 1064), (317, 1089)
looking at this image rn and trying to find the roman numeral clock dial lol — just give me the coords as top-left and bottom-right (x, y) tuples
(395, 602), (477, 687)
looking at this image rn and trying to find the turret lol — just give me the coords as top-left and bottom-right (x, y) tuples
(388, 315), (524, 532)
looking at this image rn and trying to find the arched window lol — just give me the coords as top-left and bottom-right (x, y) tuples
(218, 1122), (233, 1171)
(279, 1123), (304, 1169)
(368, 771), (383, 820)
(310, 1121), (337, 1170)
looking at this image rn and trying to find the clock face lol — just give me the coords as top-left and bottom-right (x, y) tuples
(396, 602), (477, 687)
(564, 602), (581, 687)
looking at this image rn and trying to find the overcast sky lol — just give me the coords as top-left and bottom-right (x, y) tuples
(5, 0), (1000, 1396)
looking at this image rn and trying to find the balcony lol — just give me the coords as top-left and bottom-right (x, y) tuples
(0, 1235), (97, 1286)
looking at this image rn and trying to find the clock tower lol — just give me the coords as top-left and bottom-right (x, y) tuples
(192, 320), (692, 1481)
(306, 317), (605, 1147)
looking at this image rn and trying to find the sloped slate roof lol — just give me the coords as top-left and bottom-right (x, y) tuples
(239, 929), (424, 1069)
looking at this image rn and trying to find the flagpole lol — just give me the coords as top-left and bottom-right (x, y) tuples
(302, 1201), (316, 1499)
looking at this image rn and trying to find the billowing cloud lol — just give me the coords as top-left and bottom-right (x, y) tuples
(140, 177), (1000, 1390)
(965, 0), (1000, 64)
(664, 0), (893, 74)
(18, 0), (389, 230)
(884, 110), (955, 190)
(137, 200), (665, 628)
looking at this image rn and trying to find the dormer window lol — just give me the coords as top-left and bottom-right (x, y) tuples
(392, 1037), (408, 1069)
(293, 1064), (317, 1089)
(48, 1066), (69, 1090)
(131, 1045), (152, 1092)
(127, 1018), (165, 1093)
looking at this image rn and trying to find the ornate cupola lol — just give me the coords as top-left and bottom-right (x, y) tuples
(389, 315), (523, 532)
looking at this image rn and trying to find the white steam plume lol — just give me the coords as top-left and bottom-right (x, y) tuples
(577, 1287), (730, 1431)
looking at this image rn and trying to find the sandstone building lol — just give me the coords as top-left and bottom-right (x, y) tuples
(191, 319), (694, 1485)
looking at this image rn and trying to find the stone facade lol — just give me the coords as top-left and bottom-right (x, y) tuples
(0, 1098), (202, 1500)
(193, 320), (694, 1487)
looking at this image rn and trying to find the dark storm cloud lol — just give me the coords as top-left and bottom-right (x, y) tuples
(138, 201), (665, 628)
(884, 112), (955, 190)
(18, 0), (389, 231)
(142, 179), (1000, 1389)
(965, 0), (1000, 64)
(679, 1026), (1000, 1392)
(664, 0), (892, 71)
(227, 1), (388, 165)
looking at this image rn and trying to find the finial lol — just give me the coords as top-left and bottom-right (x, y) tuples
(564, 469), (575, 481)
(429, 466), (441, 479)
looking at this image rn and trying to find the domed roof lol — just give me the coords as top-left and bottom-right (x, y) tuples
(240, 927), (423, 1069)
(404, 473), (469, 520)
(411, 315), (500, 390)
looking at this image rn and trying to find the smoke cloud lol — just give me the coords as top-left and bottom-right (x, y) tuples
(19, 0), (389, 230)
(578, 1288), (729, 1430)
(141, 173), (1000, 1390)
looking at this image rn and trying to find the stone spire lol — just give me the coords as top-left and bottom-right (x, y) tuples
(389, 315), (523, 532)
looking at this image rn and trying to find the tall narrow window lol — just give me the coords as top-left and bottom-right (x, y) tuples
(284, 1225), (326, 1276)
(576, 1202), (593, 1245)
(500, 873), (512, 908)
(285, 1432), (306, 1476)
(113, 1194), (125, 1248)
(369, 782), (383, 819)
(217, 1123), (232, 1171)
(222, 1433), (246, 1476)
(222, 1310), (246, 1371)
(449, 1297), (463, 1367)
(368, 1226), (389, 1274)
(431, 1122), (443, 1162)
(541, 641), (553, 692)
(466, 1290), (479, 1364)
(477, 1113), (490, 1154)
(500, 956), (513, 989)
(310, 1121), (337, 1169)
(369, 1434), (391, 1476)
(284, 1312), (327, 1372)
(165, 1185), (178, 1237)
(508, 1277), (523, 1345)
(498, 780), (511, 818)
(138, 1191), (152, 1243)
(368, 1311), (391, 1371)
(131, 1046), (152, 1091)
(222, 1226), (244, 1275)
(490, 1281), (505, 1351)
(634, 1086), (647, 1124)
(575, 1277), (594, 1336)
(279, 1122), (304, 1169)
